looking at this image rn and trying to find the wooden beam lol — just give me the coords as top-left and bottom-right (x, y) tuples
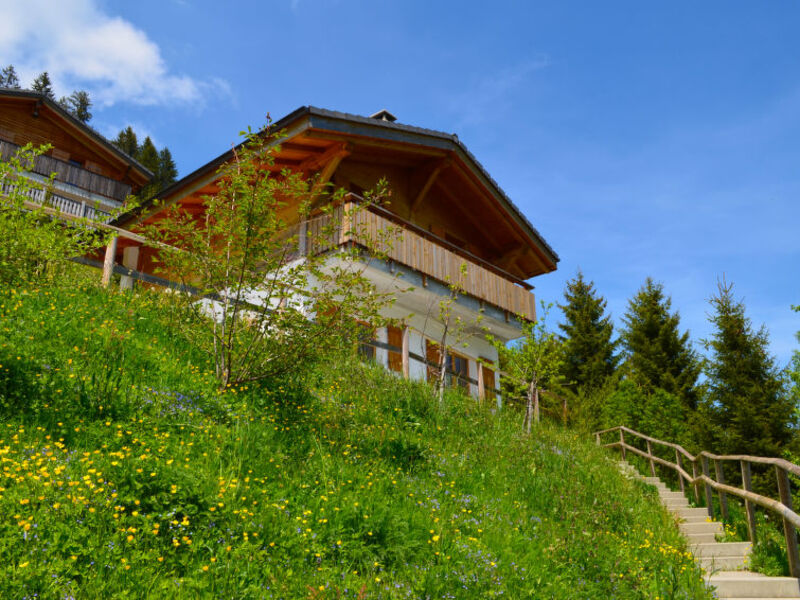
(453, 162), (553, 274)
(494, 244), (528, 269)
(299, 142), (351, 173)
(409, 157), (452, 215)
(432, 180), (498, 252)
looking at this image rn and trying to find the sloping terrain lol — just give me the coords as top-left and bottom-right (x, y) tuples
(0, 281), (712, 598)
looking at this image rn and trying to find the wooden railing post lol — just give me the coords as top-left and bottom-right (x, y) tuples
(776, 466), (800, 578)
(595, 432), (601, 446)
(675, 449), (686, 494)
(740, 460), (757, 543)
(101, 234), (118, 288)
(714, 459), (729, 521)
(619, 429), (626, 461)
(691, 460), (701, 505)
(701, 455), (715, 518)
(646, 440), (656, 477)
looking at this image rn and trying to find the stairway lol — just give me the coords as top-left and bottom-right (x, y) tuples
(619, 462), (800, 599)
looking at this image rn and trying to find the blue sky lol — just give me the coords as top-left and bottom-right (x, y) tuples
(2, 0), (799, 366)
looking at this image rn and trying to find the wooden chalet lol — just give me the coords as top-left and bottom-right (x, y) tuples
(0, 88), (151, 220)
(109, 107), (560, 399)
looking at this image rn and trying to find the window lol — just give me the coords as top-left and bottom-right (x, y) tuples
(425, 339), (469, 389)
(449, 351), (469, 390)
(356, 321), (376, 362)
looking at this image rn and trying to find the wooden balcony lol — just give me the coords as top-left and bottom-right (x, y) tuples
(308, 201), (537, 319)
(0, 138), (132, 202)
(1, 179), (111, 221)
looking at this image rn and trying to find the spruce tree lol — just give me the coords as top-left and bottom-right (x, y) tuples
(112, 127), (179, 198)
(113, 127), (139, 158)
(66, 90), (92, 123)
(137, 137), (160, 173)
(1, 65), (21, 89)
(558, 271), (619, 394)
(621, 278), (700, 407)
(703, 280), (794, 457)
(31, 72), (55, 100)
(137, 137), (162, 199)
(790, 305), (800, 409)
(156, 148), (178, 189)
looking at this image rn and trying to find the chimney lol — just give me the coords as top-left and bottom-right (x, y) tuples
(369, 109), (397, 123)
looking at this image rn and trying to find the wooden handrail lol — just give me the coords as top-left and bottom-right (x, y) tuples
(594, 425), (800, 578)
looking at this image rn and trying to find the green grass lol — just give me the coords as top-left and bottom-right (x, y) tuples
(0, 280), (712, 598)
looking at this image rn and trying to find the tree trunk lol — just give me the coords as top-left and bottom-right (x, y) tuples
(437, 346), (448, 405)
(436, 318), (450, 406)
(534, 385), (540, 425)
(525, 379), (536, 434)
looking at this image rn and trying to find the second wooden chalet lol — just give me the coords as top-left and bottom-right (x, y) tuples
(0, 88), (151, 219)
(109, 107), (559, 399)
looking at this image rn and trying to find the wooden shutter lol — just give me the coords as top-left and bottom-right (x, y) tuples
(480, 357), (496, 400)
(387, 325), (403, 372)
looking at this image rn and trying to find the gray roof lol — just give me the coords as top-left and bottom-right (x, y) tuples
(303, 106), (559, 264)
(113, 105), (559, 267)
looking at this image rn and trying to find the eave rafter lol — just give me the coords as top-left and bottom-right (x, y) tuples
(433, 180), (497, 252)
(299, 142), (352, 194)
(409, 156), (453, 215)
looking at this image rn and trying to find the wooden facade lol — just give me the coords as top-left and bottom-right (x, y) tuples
(114, 106), (558, 322)
(0, 90), (151, 219)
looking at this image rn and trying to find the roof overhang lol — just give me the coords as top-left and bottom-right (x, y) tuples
(113, 106), (559, 274)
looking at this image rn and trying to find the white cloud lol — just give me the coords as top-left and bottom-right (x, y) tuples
(446, 57), (550, 127)
(0, 0), (228, 108)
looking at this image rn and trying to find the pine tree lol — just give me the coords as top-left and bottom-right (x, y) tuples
(0, 65), (21, 89)
(703, 280), (794, 457)
(137, 137), (160, 173)
(112, 127), (179, 198)
(790, 305), (800, 409)
(621, 278), (700, 408)
(31, 72), (55, 100)
(137, 137), (162, 200)
(112, 127), (139, 158)
(65, 90), (92, 123)
(156, 147), (178, 189)
(558, 271), (619, 394)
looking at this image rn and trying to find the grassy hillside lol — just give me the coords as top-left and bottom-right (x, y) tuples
(0, 280), (712, 598)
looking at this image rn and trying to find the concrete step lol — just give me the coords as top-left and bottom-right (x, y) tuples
(681, 514), (716, 524)
(686, 532), (719, 544)
(673, 507), (713, 520)
(680, 521), (723, 536)
(699, 555), (751, 571)
(708, 571), (800, 598)
(663, 497), (690, 508)
(659, 490), (687, 500)
(692, 541), (751, 559)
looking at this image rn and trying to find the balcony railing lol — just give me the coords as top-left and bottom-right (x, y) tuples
(299, 200), (537, 319)
(0, 139), (132, 202)
(1, 180), (111, 221)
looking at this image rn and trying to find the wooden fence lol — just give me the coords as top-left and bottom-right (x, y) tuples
(594, 425), (800, 577)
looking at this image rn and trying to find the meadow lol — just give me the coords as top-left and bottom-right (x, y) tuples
(0, 278), (713, 598)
